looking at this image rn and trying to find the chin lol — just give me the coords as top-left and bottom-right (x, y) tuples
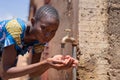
(44, 40), (50, 43)
(39, 38), (50, 43)
(40, 40), (48, 43)
(44, 40), (49, 43)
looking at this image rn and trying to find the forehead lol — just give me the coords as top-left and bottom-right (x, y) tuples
(39, 17), (59, 27)
(36, 17), (59, 30)
(40, 16), (59, 24)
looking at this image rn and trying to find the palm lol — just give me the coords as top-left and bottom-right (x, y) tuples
(52, 55), (65, 60)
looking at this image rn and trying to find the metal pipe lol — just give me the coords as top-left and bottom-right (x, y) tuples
(61, 29), (77, 80)
(72, 46), (77, 80)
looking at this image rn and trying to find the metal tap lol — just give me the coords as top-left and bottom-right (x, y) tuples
(61, 29), (77, 48)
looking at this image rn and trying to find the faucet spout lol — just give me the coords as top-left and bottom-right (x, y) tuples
(61, 35), (76, 44)
(61, 29), (77, 48)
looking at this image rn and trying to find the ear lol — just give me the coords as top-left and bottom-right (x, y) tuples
(31, 17), (35, 27)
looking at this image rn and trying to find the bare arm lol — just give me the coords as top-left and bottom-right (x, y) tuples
(1, 45), (50, 80)
(29, 46), (49, 77)
(29, 50), (44, 77)
(1, 45), (78, 80)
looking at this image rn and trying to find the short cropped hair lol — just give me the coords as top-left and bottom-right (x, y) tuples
(35, 5), (59, 22)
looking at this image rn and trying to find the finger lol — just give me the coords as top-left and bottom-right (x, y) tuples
(51, 62), (69, 70)
(72, 59), (78, 68)
(52, 55), (62, 60)
(65, 58), (74, 68)
(72, 64), (78, 68)
(73, 59), (78, 65)
(52, 60), (65, 64)
(64, 55), (71, 59)
(55, 58), (73, 70)
(47, 58), (65, 64)
(74, 60), (78, 64)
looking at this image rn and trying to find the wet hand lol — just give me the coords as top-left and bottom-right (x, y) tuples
(63, 55), (78, 68)
(47, 55), (78, 70)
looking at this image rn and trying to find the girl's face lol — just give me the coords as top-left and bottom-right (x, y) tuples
(34, 17), (59, 43)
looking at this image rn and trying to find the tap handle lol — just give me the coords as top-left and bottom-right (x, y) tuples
(64, 29), (71, 36)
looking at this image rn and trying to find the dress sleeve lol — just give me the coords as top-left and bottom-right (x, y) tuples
(4, 19), (22, 47)
(4, 35), (15, 47)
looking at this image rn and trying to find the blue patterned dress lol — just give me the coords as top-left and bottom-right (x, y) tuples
(0, 18), (45, 56)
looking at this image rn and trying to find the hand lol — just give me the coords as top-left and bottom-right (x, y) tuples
(47, 55), (78, 70)
(63, 55), (78, 68)
(52, 55), (78, 68)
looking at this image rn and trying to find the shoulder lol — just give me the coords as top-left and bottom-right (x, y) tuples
(0, 20), (9, 28)
(4, 18), (26, 46)
(5, 18), (27, 30)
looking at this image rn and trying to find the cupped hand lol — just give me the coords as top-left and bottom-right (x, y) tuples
(47, 55), (78, 70)
(63, 55), (78, 67)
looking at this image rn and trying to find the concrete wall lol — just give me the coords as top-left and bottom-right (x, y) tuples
(107, 0), (120, 80)
(78, 0), (109, 80)
(78, 0), (120, 80)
